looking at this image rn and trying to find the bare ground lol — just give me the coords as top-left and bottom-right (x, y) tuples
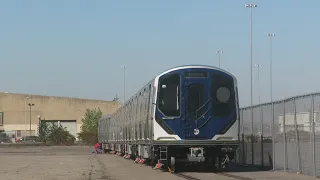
(0, 146), (317, 180)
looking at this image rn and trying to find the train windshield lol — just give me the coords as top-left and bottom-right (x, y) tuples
(158, 74), (180, 116)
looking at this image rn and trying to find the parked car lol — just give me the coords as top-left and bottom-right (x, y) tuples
(16, 136), (39, 143)
(0, 132), (11, 143)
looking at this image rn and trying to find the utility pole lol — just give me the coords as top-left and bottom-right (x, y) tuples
(245, 3), (257, 166)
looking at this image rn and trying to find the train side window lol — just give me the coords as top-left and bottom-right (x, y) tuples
(158, 74), (180, 117)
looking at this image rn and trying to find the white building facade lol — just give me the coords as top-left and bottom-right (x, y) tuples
(278, 111), (320, 133)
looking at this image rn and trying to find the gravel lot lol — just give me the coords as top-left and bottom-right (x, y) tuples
(0, 145), (317, 180)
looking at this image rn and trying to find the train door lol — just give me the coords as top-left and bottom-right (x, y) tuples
(183, 71), (211, 139)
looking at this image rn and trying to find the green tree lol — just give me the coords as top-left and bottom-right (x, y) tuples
(77, 108), (103, 145)
(46, 122), (75, 145)
(38, 121), (49, 143)
(37, 121), (75, 145)
(80, 108), (103, 133)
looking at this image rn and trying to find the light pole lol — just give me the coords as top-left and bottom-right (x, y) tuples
(254, 63), (263, 167)
(267, 33), (275, 170)
(24, 96), (29, 140)
(216, 50), (223, 68)
(245, 3), (257, 166)
(254, 64), (262, 104)
(122, 65), (127, 104)
(266, 33), (275, 102)
(28, 103), (34, 136)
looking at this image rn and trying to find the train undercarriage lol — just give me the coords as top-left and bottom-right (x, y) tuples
(103, 142), (239, 172)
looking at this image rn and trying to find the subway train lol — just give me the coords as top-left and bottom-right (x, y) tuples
(98, 65), (240, 171)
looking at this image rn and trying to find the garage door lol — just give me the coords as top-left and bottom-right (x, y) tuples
(59, 121), (77, 138)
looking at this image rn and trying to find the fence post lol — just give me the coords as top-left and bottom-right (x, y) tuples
(283, 100), (287, 172)
(241, 110), (245, 164)
(260, 105), (264, 167)
(293, 98), (301, 173)
(311, 95), (316, 177)
(251, 106), (254, 166)
(272, 102), (275, 171)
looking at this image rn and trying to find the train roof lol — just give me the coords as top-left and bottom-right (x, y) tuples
(157, 64), (237, 80)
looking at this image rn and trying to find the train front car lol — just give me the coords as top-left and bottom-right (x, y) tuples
(153, 65), (239, 170)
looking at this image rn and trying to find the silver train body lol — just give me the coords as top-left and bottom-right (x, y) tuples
(98, 65), (240, 170)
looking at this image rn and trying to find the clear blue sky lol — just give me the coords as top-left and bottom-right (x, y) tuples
(1, 0), (319, 107)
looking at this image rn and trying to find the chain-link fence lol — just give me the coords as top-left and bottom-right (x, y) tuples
(236, 92), (320, 177)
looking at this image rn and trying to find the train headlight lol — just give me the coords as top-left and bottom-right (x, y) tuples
(216, 87), (230, 103)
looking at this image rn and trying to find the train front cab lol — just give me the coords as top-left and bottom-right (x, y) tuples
(153, 67), (239, 171)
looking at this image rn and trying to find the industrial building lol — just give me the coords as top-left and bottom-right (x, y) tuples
(0, 92), (120, 140)
(278, 111), (320, 133)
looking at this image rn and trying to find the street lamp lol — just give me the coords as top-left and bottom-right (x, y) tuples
(254, 63), (263, 167)
(122, 65), (127, 104)
(28, 103), (34, 136)
(267, 32), (275, 170)
(216, 50), (223, 68)
(24, 96), (29, 140)
(266, 33), (275, 102)
(254, 64), (262, 104)
(245, 3), (257, 166)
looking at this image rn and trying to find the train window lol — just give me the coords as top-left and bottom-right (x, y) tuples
(158, 74), (180, 116)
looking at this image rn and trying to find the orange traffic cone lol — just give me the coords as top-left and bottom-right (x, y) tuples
(153, 160), (162, 169)
(138, 158), (145, 164)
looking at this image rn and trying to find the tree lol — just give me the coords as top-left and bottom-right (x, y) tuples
(38, 121), (49, 143)
(80, 108), (103, 134)
(77, 108), (103, 145)
(37, 121), (75, 145)
(46, 122), (75, 145)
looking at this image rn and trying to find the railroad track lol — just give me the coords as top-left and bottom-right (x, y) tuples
(173, 172), (253, 180)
